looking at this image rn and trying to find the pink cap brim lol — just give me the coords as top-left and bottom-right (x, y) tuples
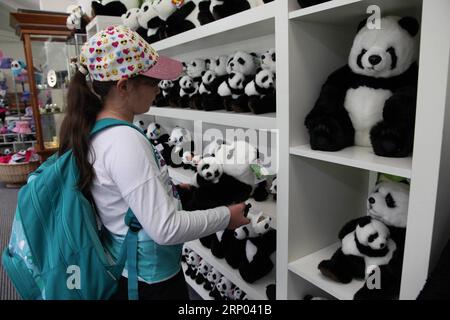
(142, 55), (183, 80)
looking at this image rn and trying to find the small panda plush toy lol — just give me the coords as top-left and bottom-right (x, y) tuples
(154, 80), (172, 107)
(181, 245), (192, 263)
(195, 260), (213, 285)
(214, 140), (269, 201)
(245, 68), (276, 114)
(305, 16), (420, 157)
(218, 71), (248, 112)
(167, 126), (195, 168)
(186, 58), (207, 109)
(121, 7), (140, 31)
(66, 5), (90, 33)
(232, 287), (248, 300)
(146, 122), (169, 146)
(178, 75), (199, 109)
(205, 267), (222, 292)
(216, 276), (235, 300)
(185, 251), (201, 280)
(225, 209), (272, 269)
(318, 180), (410, 300)
(133, 120), (146, 134)
(200, 55), (229, 111)
(260, 48), (276, 73)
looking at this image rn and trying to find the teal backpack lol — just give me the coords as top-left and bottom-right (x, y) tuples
(2, 118), (148, 300)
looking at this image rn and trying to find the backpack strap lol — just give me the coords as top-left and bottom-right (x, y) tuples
(90, 118), (154, 300)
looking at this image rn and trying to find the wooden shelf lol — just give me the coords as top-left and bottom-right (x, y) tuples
(289, 0), (422, 24)
(152, 1), (276, 57)
(182, 262), (214, 300)
(186, 239), (274, 300)
(168, 167), (277, 228)
(148, 107), (276, 130)
(290, 145), (412, 178)
(288, 243), (364, 300)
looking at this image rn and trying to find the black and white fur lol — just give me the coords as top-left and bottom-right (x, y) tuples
(121, 7), (140, 30)
(195, 259), (213, 285)
(245, 68), (276, 114)
(186, 58), (207, 109)
(206, 268), (223, 299)
(167, 127), (194, 168)
(154, 80), (174, 107)
(216, 276), (235, 300)
(178, 75), (199, 108)
(218, 71), (248, 112)
(260, 48), (276, 73)
(186, 251), (201, 280)
(136, 0), (164, 42)
(232, 287), (248, 300)
(305, 16), (419, 157)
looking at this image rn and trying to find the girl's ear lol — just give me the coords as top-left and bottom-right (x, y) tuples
(116, 78), (129, 96)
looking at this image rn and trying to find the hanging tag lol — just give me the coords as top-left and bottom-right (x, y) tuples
(171, 0), (185, 8)
(155, 143), (165, 152)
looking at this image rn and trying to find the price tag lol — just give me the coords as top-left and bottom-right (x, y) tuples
(155, 143), (164, 152)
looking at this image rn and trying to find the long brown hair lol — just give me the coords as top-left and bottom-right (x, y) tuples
(59, 71), (159, 195)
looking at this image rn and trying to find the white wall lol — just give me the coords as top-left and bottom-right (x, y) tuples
(39, 0), (77, 13)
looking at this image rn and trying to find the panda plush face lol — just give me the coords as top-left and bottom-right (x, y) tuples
(209, 55), (229, 76)
(207, 268), (222, 284)
(202, 70), (216, 85)
(255, 68), (275, 89)
(198, 260), (212, 276)
(356, 217), (390, 250)
(215, 140), (258, 177)
(187, 59), (207, 79)
(187, 251), (201, 267)
(146, 122), (162, 140)
(367, 181), (410, 228)
(227, 72), (246, 90)
(261, 48), (276, 72)
(197, 157), (223, 183)
(227, 51), (259, 76)
(152, 0), (178, 21)
(121, 8), (140, 30)
(216, 277), (233, 295)
(159, 80), (173, 90)
(182, 246), (191, 257)
(349, 16), (419, 78)
(168, 127), (191, 146)
(179, 75), (196, 91)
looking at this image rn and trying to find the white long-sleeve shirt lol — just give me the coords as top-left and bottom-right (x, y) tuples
(89, 125), (230, 245)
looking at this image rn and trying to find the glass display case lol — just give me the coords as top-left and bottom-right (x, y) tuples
(10, 10), (86, 160)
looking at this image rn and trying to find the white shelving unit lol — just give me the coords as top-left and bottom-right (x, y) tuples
(136, 0), (450, 300)
(85, 15), (122, 39)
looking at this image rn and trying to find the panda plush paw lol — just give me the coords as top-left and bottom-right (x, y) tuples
(252, 181), (269, 202)
(317, 250), (358, 284)
(370, 123), (412, 158)
(308, 118), (354, 152)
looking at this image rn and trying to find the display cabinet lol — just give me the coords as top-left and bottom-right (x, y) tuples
(10, 10), (86, 160)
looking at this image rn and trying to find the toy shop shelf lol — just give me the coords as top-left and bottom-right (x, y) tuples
(290, 145), (412, 178)
(288, 243), (364, 300)
(289, 0), (422, 24)
(186, 239), (275, 300)
(168, 167), (277, 228)
(151, 1), (276, 57)
(147, 107), (277, 130)
(182, 263), (214, 300)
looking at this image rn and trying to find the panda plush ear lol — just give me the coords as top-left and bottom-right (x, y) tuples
(358, 216), (372, 228)
(357, 18), (368, 32)
(201, 71), (206, 76)
(155, 123), (160, 129)
(256, 67), (263, 74)
(398, 16), (420, 37)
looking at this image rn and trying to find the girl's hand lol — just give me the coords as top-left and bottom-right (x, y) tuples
(227, 203), (250, 230)
(177, 183), (192, 190)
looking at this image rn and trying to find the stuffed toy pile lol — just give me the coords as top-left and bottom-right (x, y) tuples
(318, 180), (410, 300)
(182, 245), (250, 300)
(0, 148), (39, 164)
(153, 48), (276, 114)
(304, 16), (419, 158)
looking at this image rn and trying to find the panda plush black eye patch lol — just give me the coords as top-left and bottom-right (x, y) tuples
(368, 232), (379, 243)
(357, 49), (367, 69)
(202, 164), (210, 170)
(143, 5), (148, 12)
(385, 193), (396, 208)
(262, 76), (269, 83)
(386, 47), (398, 70)
(126, 12), (131, 18)
(238, 58), (245, 65)
(272, 53), (276, 61)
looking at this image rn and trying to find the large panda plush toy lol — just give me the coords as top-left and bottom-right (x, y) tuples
(305, 16), (420, 158)
(200, 55), (229, 111)
(245, 67), (276, 114)
(318, 180), (410, 300)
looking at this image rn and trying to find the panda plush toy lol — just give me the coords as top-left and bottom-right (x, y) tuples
(178, 75), (199, 109)
(216, 276), (235, 300)
(133, 120), (146, 134)
(245, 68), (276, 114)
(167, 126), (195, 168)
(186, 58), (207, 109)
(154, 80), (174, 107)
(66, 5), (90, 33)
(261, 48), (276, 73)
(181, 245), (192, 263)
(207, 269), (224, 300)
(318, 180), (410, 300)
(305, 16), (420, 158)
(185, 251), (201, 279)
(232, 287), (248, 300)
(195, 260), (213, 285)
(225, 210), (272, 269)
(121, 7), (140, 31)
(146, 122), (171, 165)
(238, 227), (277, 283)
(200, 55), (229, 111)
(91, 0), (138, 17)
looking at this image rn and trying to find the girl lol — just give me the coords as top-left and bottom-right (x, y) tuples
(59, 26), (249, 300)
